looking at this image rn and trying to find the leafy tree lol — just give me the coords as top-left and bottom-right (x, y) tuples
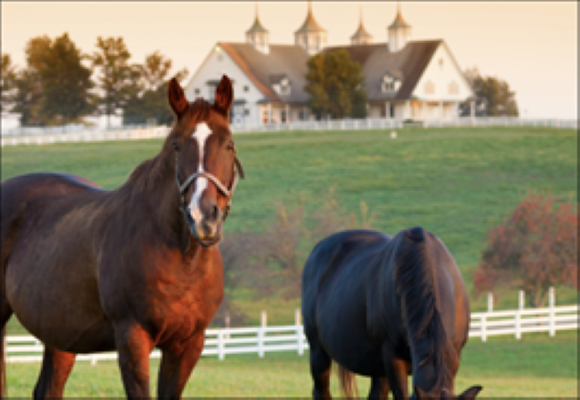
(1, 53), (18, 116)
(17, 34), (95, 126)
(304, 50), (367, 119)
(460, 67), (519, 117)
(473, 192), (577, 308)
(91, 36), (133, 129)
(123, 51), (188, 126)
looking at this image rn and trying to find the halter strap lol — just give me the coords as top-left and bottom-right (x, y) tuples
(175, 153), (243, 221)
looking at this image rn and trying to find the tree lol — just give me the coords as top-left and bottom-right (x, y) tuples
(91, 36), (133, 129)
(460, 67), (519, 117)
(1, 53), (18, 116)
(16, 34), (95, 126)
(304, 50), (367, 119)
(123, 51), (188, 126)
(473, 192), (577, 308)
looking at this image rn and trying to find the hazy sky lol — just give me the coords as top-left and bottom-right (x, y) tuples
(1, 1), (577, 119)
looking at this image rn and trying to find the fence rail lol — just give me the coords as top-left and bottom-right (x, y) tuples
(2, 117), (577, 147)
(5, 304), (578, 364)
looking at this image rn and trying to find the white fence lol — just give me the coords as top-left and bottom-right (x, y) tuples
(1, 117), (577, 147)
(5, 303), (578, 364)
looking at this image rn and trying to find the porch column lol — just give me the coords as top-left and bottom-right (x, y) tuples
(405, 101), (411, 120)
(423, 101), (427, 121)
(470, 100), (475, 119)
(385, 102), (391, 119)
(303, 105), (307, 121)
(439, 101), (443, 120)
(286, 103), (290, 123)
(268, 103), (272, 123)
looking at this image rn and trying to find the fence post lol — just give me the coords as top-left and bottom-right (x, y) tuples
(549, 287), (555, 337)
(295, 308), (304, 356)
(258, 310), (267, 358)
(519, 290), (525, 310)
(225, 313), (230, 339)
(481, 315), (486, 342)
(487, 293), (493, 312)
(218, 331), (224, 360)
(515, 311), (521, 340)
(91, 355), (97, 366)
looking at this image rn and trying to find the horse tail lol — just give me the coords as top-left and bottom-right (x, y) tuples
(337, 364), (359, 399)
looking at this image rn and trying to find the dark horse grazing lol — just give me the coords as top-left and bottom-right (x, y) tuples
(302, 227), (483, 399)
(0, 75), (244, 398)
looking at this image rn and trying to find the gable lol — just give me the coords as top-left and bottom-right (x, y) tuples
(412, 41), (474, 102)
(183, 45), (264, 105)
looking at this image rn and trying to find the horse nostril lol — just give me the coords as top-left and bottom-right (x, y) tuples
(212, 203), (220, 221)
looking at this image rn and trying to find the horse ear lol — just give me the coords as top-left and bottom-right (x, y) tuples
(214, 75), (233, 118)
(459, 385), (483, 400)
(168, 77), (189, 117)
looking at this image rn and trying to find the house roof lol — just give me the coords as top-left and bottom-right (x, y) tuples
(218, 42), (311, 103)
(323, 40), (442, 101)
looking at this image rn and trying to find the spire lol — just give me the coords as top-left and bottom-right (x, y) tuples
(246, 2), (270, 54)
(246, 2), (268, 34)
(387, 1), (411, 52)
(294, 1), (327, 54)
(295, 1), (327, 34)
(351, 5), (373, 45)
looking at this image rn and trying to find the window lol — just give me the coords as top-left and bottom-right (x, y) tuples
(424, 81), (435, 95)
(194, 88), (200, 95)
(449, 81), (459, 95)
(207, 84), (217, 102)
(217, 54), (223, 62)
(382, 75), (395, 92)
(244, 85), (249, 92)
(439, 58), (444, 68)
(244, 109), (250, 116)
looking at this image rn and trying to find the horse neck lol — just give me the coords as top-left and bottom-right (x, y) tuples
(119, 140), (196, 254)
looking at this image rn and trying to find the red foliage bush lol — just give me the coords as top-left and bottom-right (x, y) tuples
(473, 192), (577, 307)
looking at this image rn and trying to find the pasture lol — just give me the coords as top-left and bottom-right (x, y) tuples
(1, 125), (577, 396)
(1, 126), (577, 326)
(4, 331), (578, 397)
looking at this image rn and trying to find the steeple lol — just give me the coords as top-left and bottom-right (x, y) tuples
(246, 2), (270, 54)
(351, 6), (373, 45)
(294, 1), (327, 55)
(388, 2), (412, 52)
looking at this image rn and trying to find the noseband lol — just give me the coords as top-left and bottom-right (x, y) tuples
(174, 150), (244, 223)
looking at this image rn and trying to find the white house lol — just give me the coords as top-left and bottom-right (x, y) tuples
(184, 2), (474, 127)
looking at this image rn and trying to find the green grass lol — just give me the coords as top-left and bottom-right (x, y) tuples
(2, 126), (577, 327)
(4, 331), (577, 397)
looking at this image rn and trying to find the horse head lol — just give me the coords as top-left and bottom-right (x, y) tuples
(167, 75), (244, 247)
(413, 384), (483, 399)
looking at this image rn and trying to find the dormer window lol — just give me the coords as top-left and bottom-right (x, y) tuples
(381, 74), (401, 93)
(271, 75), (291, 96)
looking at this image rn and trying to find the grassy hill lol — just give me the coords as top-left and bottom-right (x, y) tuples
(1, 126), (577, 328)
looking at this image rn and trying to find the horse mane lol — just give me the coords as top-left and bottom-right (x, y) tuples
(126, 98), (214, 193)
(393, 226), (458, 393)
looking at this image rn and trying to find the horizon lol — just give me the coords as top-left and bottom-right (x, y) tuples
(1, 1), (577, 124)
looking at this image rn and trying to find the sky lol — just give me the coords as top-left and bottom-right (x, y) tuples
(1, 1), (577, 121)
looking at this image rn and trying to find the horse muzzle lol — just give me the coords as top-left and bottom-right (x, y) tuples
(183, 204), (224, 247)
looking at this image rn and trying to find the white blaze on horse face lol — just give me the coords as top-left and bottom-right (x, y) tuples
(188, 122), (213, 223)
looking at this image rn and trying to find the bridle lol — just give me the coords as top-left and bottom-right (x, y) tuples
(174, 145), (244, 238)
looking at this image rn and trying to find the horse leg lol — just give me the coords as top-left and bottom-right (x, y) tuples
(384, 359), (410, 400)
(157, 333), (205, 398)
(33, 347), (76, 399)
(114, 322), (154, 399)
(368, 376), (390, 399)
(307, 338), (332, 399)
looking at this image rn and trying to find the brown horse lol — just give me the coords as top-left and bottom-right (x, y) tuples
(0, 75), (244, 399)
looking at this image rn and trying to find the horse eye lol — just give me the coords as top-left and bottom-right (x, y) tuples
(226, 142), (235, 151)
